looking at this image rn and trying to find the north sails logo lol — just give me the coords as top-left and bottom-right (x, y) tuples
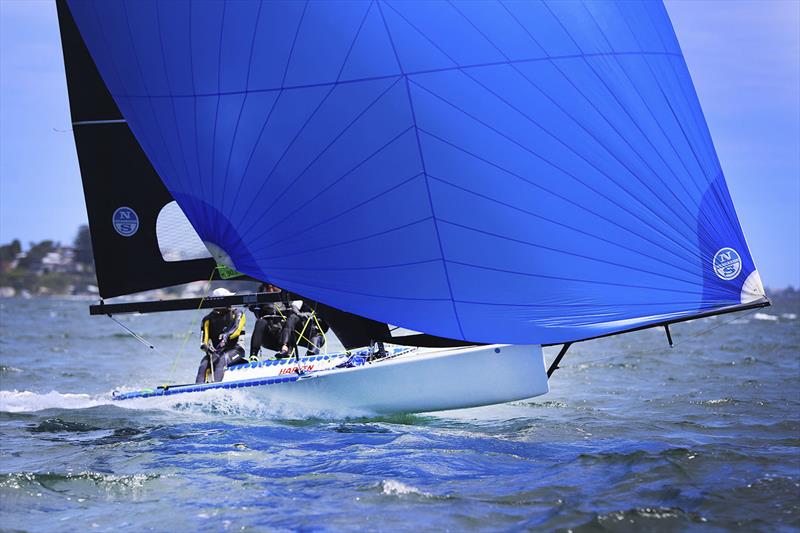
(112, 207), (139, 237)
(713, 247), (742, 280)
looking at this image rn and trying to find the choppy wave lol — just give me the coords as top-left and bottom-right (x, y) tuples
(0, 471), (158, 491)
(753, 313), (779, 321)
(0, 387), (373, 422)
(379, 479), (434, 498)
(0, 390), (109, 413)
(2, 298), (798, 531)
(691, 397), (741, 406)
(588, 507), (707, 528)
(29, 417), (102, 433)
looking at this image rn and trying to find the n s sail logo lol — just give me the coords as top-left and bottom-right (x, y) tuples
(713, 247), (742, 280)
(112, 207), (139, 237)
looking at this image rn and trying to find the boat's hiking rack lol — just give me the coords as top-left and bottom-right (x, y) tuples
(89, 291), (297, 316)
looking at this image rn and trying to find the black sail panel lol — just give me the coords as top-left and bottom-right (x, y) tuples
(315, 304), (474, 350)
(56, 0), (220, 298)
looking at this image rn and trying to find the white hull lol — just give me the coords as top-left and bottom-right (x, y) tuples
(247, 344), (547, 413)
(114, 344), (549, 414)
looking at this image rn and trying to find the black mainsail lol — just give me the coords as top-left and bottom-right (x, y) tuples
(56, 0), (220, 299)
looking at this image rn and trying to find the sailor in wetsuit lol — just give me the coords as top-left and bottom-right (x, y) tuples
(249, 283), (327, 359)
(278, 300), (327, 357)
(249, 283), (292, 360)
(195, 288), (247, 384)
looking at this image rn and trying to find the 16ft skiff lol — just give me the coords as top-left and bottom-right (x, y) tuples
(57, 0), (769, 414)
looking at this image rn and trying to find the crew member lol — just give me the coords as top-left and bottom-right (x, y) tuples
(278, 300), (327, 357)
(195, 287), (247, 384)
(249, 283), (327, 359)
(248, 283), (287, 359)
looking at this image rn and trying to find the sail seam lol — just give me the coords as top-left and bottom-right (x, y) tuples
(153, 2), (200, 222)
(87, 2), (173, 206)
(446, 259), (703, 296)
(259, 216), (434, 262)
(644, 5), (721, 177)
(427, 174), (707, 282)
(438, 219), (704, 288)
(412, 94), (703, 269)
(262, 258), (441, 272)
(453, 2), (703, 254)
(105, 51), (683, 100)
(596, 3), (708, 200)
(220, 0), (263, 220)
(405, 79), (466, 339)
(248, 172), (430, 257)
(244, 131), (420, 254)
(455, 299), (724, 308)
(265, 274), (452, 302)
(541, 3), (710, 242)
(208, 1), (227, 222)
(601, 5), (726, 247)
(639, 6), (738, 243)
(120, 2), (186, 213)
(228, 3), (376, 241)
(417, 127), (707, 271)
(335, 1), (374, 83)
(376, 2), (466, 339)
(219, 0), (310, 246)
(429, 69), (703, 261)
(231, 26), (404, 247)
(187, 1), (213, 230)
(227, 84), (339, 239)
(232, 76), (404, 249)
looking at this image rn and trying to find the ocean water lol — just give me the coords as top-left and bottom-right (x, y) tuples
(1, 297), (798, 532)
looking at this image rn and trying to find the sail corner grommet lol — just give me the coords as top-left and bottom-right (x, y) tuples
(740, 270), (766, 304)
(204, 241), (237, 271)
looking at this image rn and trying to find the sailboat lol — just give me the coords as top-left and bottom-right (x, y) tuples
(56, 0), (769, 414)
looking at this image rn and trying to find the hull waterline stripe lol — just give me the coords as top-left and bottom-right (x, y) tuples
(113, 374), (302, 400)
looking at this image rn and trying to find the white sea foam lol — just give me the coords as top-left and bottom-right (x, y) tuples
(0, 386), (368, 420)
(380, 479), (432, 498)
(781, 313), (797, 320)
(753, 313), (779, 322)
(115, 387), (369, 420)
(0, 390), (110, 413)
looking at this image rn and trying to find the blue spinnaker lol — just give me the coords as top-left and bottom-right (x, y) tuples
(65, 0), (764, 344)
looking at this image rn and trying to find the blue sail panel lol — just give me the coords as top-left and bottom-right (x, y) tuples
(65, 0), (765, 344)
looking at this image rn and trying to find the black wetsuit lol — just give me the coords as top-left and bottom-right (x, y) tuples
(279, 302), (327, 356)
(249, 290), (293, 356)
(195, 308), (246, 384)
(249, 286), (327, 358)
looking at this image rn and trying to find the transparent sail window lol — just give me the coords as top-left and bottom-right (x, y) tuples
(156, 201), (211, 262)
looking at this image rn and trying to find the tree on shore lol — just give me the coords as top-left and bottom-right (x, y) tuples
(16, 240), (56, 270)
(0, 240), (22, 271)
(73, 225), (94, 268)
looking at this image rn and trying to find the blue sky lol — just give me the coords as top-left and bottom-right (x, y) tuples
(1, 1), (798, 288)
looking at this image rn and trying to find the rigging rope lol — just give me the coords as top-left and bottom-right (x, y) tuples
(560, 308), (763, 369)
(167, 269), (217, 383)
(106, 314), (175, 364)
(273, 301), (327, 358)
